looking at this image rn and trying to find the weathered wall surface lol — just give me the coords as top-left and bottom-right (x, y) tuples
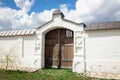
(0, 35), (40, 72)
(85, 29), (120, 78)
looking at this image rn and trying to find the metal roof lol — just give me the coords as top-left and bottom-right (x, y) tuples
(0, 29), (35, 37)
(85, 21), (120, 30)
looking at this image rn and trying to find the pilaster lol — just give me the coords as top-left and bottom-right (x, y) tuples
(73, 31), (85, 73)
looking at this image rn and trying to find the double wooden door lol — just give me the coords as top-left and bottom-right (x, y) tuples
(45, 28), (73, 69)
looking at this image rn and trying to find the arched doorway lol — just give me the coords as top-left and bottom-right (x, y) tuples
(45, 28), (74, 69)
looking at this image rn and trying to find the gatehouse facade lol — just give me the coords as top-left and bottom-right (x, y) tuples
(0, 10), (120, 79)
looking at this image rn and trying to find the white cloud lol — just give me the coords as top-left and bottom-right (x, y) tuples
(0, 0), (120, 31)
(0, 6), (55, 31)
(75, 0), (103, 16)
(60, 4), (69, 14)
(14, 0), (34, 13)
(28, 9), (55, 28)
(0, 26), (2, 30)
(59, 0), (105, 22)
(0, 0), (56, 31)
(62, 0), (120, 23)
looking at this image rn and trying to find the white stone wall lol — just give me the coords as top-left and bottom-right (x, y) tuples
(85, 29), (120, 77)
(0, 35), (40, 71)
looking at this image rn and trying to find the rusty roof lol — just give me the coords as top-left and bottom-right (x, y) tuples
(85, 21), (120, 30)
(0, 29), (35, 37)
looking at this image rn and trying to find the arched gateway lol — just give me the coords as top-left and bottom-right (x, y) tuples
(45, 28), (74, 69)
(36, 10), (85, 73)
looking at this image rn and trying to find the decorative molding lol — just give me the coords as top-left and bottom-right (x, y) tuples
(75, 37), (83, 47)
(74, 32), (84, 55)
(73, 60), (84, 73)
(73, 30), (85, 73)
(35, 39), (41, 48)
(35, 39), (41, 54)
(75, 31), (84, 38)
(75, 47), (82, 54)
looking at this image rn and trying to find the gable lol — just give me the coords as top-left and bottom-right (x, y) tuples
(36, 10), (84, 34)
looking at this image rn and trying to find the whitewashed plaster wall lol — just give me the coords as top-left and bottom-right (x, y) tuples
(0, 35), (40, 71)
(21, 35), (41, 70)
(85, 29), (120, 77)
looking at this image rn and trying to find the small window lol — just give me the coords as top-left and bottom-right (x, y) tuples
(66, 30), (73, 38)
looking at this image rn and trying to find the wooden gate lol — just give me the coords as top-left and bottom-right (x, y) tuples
(45, 28), (73, 69)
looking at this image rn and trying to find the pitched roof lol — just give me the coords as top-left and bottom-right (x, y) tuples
(85, 21), (120, 30)
(0, 29), (35, 37)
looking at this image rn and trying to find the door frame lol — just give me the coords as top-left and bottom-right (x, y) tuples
(37, 25), (85, 73)
(44, 28), (74, 69)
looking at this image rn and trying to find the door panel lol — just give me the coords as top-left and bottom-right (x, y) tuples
(45, 28), (73, 68)
(61, 38), (73, 68)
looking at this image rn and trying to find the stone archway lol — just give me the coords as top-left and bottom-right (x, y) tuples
(36, 10), (85, 73)
(45, 28), (74, 69)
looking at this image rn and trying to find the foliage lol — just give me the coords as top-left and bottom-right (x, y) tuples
(0, 69), (115, 80)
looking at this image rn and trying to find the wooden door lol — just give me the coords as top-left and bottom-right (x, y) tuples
(45, 28), (73, 68)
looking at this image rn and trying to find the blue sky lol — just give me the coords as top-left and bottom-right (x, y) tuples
(30, 0), (76, 13)
(0, 0), (120, 31)
(0, 0), (76, 14)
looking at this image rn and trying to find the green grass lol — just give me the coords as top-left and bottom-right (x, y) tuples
(0, 69), (115, 80)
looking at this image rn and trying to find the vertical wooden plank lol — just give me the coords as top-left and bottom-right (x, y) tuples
(58, 29), (61, 69)
(45, 29), (59, 68)
(61, 29), (73, 68)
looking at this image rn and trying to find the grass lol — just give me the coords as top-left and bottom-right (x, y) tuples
(0, 69), (115, 80)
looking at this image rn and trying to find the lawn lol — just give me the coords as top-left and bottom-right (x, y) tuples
(0, 69), (115, 80)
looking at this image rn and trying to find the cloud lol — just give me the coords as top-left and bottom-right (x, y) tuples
(0, 0), (56, 31)
(62, 0), (120, 23)
(0, 7), (17, 30)
(14, 0), (34, 13)
(0, 18), (12, 30)
(27, 9), (55, 28)
(0, 0), (120, 31)
(0, 6), (55, 31)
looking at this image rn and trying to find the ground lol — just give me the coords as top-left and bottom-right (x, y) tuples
(0, 69), (116, 80)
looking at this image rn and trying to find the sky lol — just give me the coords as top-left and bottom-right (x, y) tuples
(0, 0), (120, 31)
